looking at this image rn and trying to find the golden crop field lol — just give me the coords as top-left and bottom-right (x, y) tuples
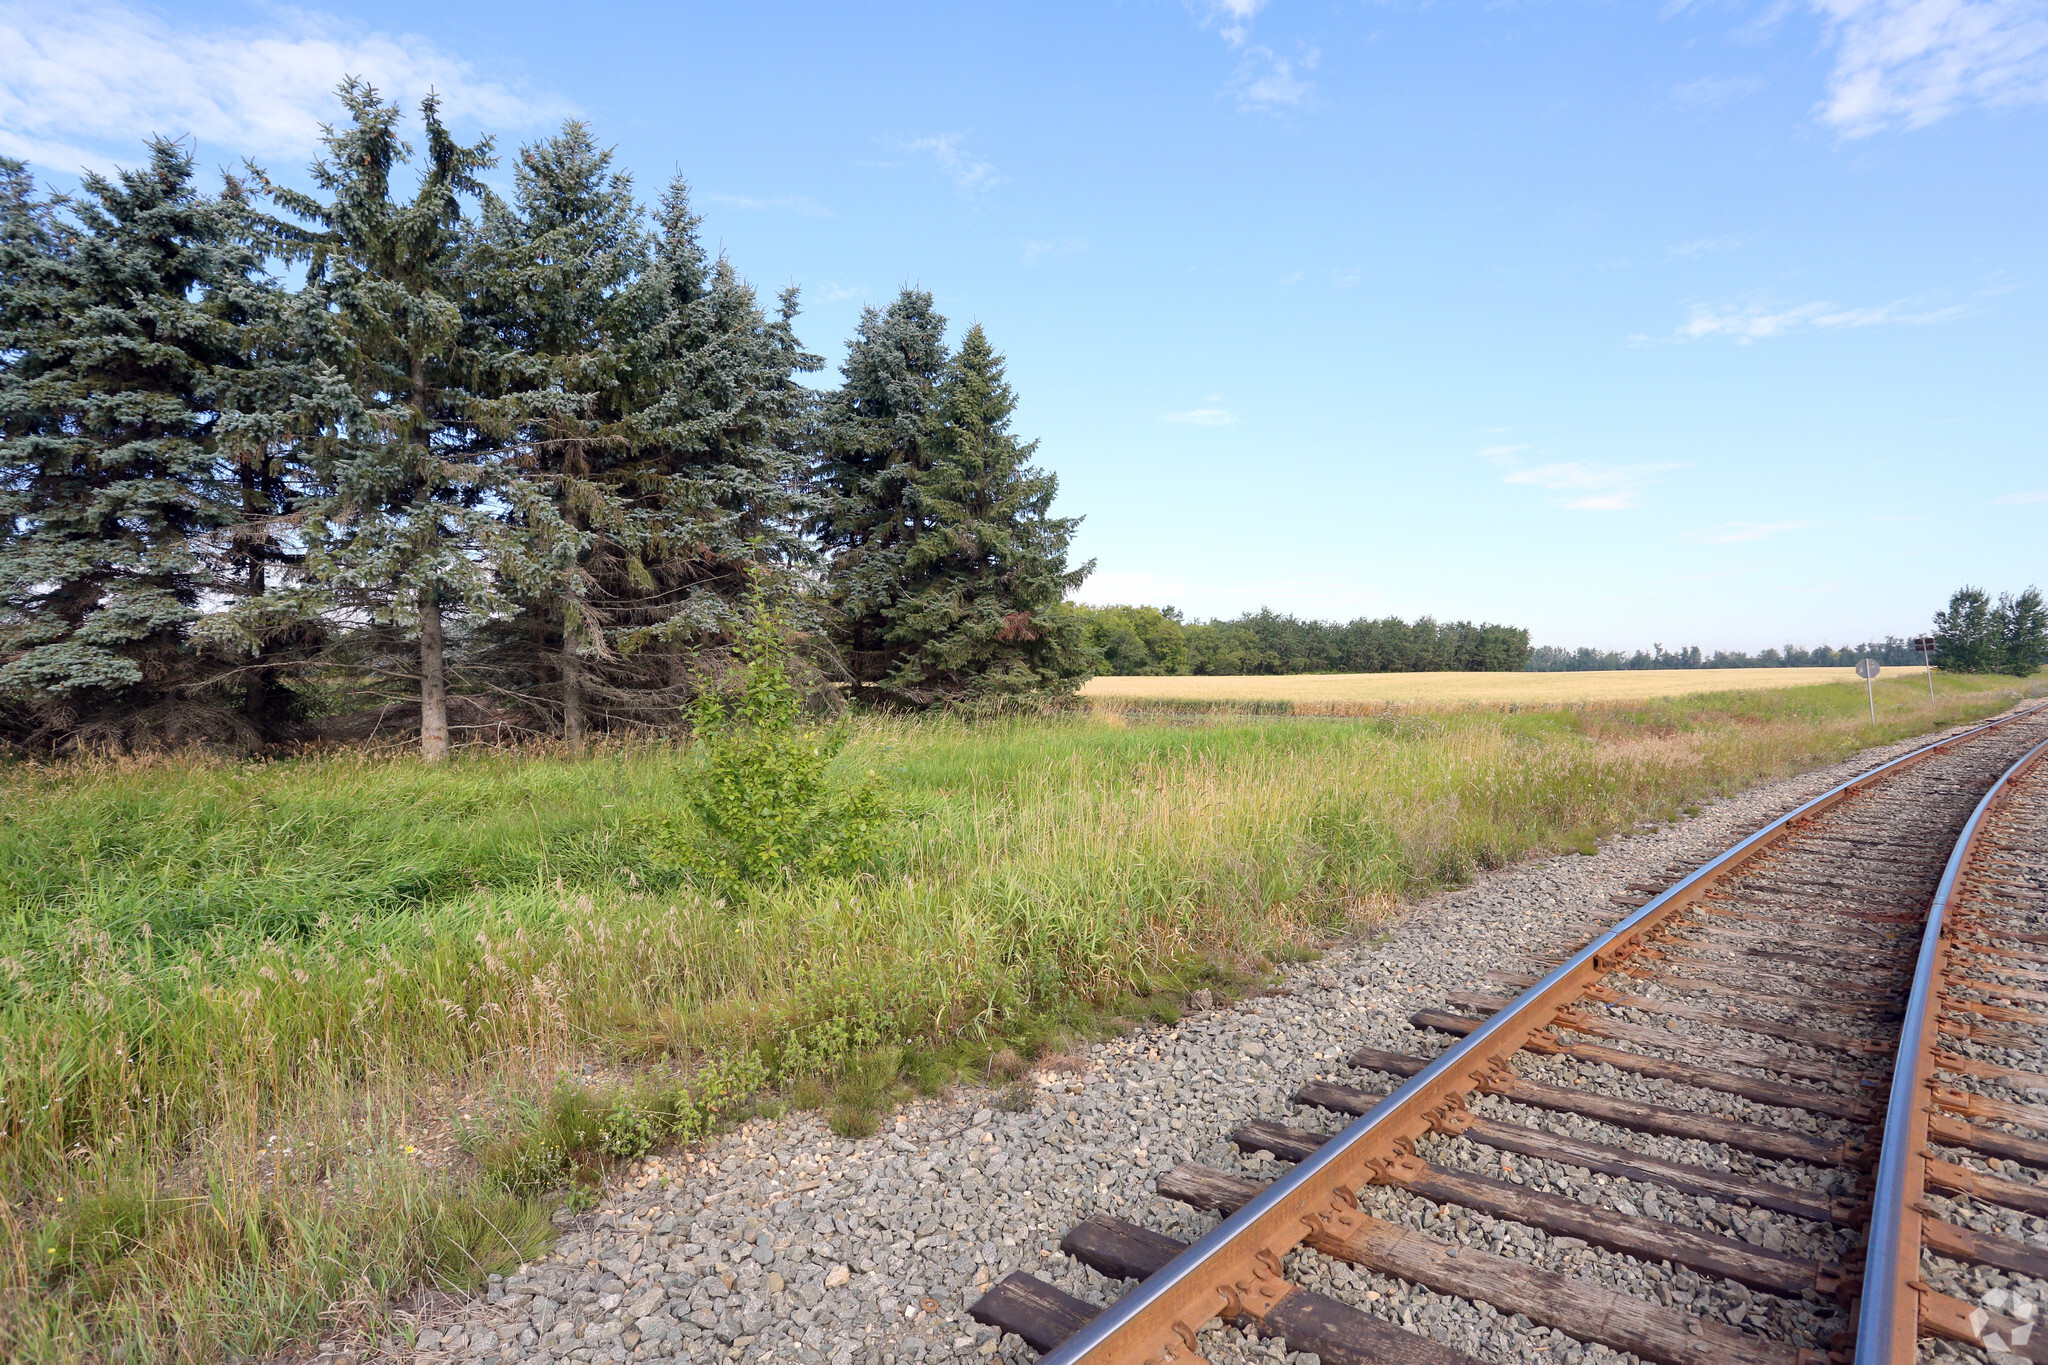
(1081, 665), (1935, 706)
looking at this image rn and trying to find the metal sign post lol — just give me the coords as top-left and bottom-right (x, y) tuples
(1857, 657), (1881, 722)
(1911, 635), (1938, 703)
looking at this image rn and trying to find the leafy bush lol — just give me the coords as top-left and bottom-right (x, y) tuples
(691, 601), (896, 882)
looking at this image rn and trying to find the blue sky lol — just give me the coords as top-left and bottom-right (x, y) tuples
(4, 0), (2043, 651)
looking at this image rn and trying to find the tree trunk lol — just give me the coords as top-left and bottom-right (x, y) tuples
(561, 619), (586, 755)
(242, 552), (278, 732)
(419, 587), (449, 763)
(239, 463), (279, 735)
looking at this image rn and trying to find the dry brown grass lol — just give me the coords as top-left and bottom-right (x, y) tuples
(1080, 665), (1935, 706)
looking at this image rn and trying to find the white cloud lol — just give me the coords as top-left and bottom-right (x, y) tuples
(1674, 296), (1971, 341)
(1811, 0), (2048, 136)
(1229, 44), (1318, 112)
(1685, 520), (1814, 543)
(1502, 461), (1685, 511)
(900, 133), (1003, 196)
(1021, 237), (1088, 265)
(1161, 408), (1239, 427)
(1478, 444), (1530, 464)
(1668, 236), (1749, 258)
(1996, 489), (2048, 503)
(0, 1), (566, 173)
(1670, 74), (1767, 108)
(704, 193), (834, 218)
(1199, 0), (1271, 48)
(811, 283), (867, 304)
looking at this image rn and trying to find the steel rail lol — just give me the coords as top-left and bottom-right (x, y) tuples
(1040, 702), (2045, 1365)
(1854, 732), (2048, 1365)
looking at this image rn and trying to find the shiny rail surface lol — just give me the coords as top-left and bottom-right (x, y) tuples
(972, 702), (2048, 1365)
(1858, 734), (2048, 1365)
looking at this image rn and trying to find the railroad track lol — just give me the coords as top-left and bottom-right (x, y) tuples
(970, 704), (2048, 1365)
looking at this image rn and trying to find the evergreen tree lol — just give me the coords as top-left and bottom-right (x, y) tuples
(473, 127), (820, 746)
(814, 298), (1092, 706)
(810, 288), (950, 698)
(0, 143), (279, 744)
(272, 81), (515, 761)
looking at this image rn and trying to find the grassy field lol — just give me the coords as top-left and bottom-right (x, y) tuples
(1082, 664), (1936, 706)
(0, 670), (2039, 1361)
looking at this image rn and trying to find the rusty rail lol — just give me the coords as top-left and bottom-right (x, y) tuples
(1854, 732), (2048, 1364)
(1036, 704), (2044, 1365)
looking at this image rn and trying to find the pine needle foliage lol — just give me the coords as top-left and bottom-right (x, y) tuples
(813, 293), (1092, 708)
(470, 124), (821, 744)
(268, 81), (523, 760)
(0, 144), (271, 738)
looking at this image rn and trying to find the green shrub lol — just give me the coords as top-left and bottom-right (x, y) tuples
(690, 600), (898, 883)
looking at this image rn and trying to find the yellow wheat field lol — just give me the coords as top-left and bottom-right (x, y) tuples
(1081, 665), (1935, 706)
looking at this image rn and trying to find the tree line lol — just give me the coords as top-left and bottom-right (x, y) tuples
(1525, 641), (1925, 671)
(1526, 585), (2046, 676)
(1076, 604), (1531, 675)
(0, 88), (1090, 757)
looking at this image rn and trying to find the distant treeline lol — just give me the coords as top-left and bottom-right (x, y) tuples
(1075, 606), (1530, 676)
(1526, 586), (2046, 676)
(1524, 640), (1930, 672)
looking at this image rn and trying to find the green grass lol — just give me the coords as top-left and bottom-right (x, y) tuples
(0, 670), (2037, 1360)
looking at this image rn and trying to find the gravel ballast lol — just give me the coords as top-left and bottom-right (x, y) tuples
(391, 710), (2048, 1365)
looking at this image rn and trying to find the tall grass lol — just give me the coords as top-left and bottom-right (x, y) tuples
(0, 671), (2036, 1360)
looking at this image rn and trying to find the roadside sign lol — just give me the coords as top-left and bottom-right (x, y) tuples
(1857, 657), (1879, 722)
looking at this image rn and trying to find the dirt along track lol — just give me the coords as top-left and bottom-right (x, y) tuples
(973, 703), (2048, 1365)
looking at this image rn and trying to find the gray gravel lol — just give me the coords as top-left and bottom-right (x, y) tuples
(388, 706), (2048, 1365)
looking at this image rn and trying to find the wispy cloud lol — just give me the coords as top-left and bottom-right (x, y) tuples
(1502, 461), (1685, 512)
(1022, 237), (1088, 266)
(1199, 0), (1271, 48)
(1685, 520), (1814, 543)
(0, 0), (566, 172)
(1673, 295), (1971, 341)
(1477, 444), (1530, 464)
(1996, 489), (2048, 503)
(1667, 236), (1749, 258)
(900, 133), (1003, 197)
(1670, 74), (1767, 108)
(703, 192), (833, 218)
(1228, 44), (1319, 112)
(1161, 408), (1239, 427)
(1190, 1), (1317, 111)
(811, 283), (867, 305)
(1811, 0), (2048, 136)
